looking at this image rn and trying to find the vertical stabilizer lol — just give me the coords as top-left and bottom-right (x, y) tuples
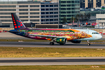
(11, 13), (26, 30)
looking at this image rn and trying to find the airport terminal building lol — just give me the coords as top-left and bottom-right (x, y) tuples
(0, 0), (80, 28)
(0, 1), (59, 27)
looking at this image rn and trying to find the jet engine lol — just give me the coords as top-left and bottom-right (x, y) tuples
(56, 38), (66, 45)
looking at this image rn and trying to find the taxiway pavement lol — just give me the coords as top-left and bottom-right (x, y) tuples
(0, 33), (105, 66)
(0, 42), (105, 49)
(0, 57), (105, 66)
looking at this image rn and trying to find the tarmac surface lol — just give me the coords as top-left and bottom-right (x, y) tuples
(0, 42), (105, 48)
(0, 32), (29, 39)
(0, 57), (105, 66)
(0, 32), (105, 66)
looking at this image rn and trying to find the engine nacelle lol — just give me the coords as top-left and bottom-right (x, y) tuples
(56, 38), (66, 45)
(70, 40), (81, 43)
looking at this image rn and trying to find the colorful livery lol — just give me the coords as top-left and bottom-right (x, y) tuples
(9, 13), (102, 45)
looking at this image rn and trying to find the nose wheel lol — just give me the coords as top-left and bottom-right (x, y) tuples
(88, 43), (91, 46)
(87, 40), (91, 46)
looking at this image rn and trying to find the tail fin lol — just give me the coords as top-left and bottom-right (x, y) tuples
(11, 13), (26, 30)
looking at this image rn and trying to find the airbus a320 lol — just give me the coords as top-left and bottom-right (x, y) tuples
(9, 13), (102, 46)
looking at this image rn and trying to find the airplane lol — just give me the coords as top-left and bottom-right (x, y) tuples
(9, 13), (102, 46)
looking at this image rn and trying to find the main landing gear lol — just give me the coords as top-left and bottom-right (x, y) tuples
(87, 40), (91, 46)
(49, 38), (67, 45)
(50, 42), (54, 45)
(49, 38), (55, 45)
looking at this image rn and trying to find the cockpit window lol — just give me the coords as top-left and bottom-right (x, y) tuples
(92, 32), (99, 34)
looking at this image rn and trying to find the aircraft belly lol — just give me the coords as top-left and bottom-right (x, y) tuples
(34, 36), (46, 40)
(78, 37), (94, 40)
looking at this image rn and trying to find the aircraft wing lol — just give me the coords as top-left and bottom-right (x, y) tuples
(29, 34), (65, 38)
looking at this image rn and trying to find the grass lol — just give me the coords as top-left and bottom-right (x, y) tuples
(0, 65), (105, 70)
(0, 47), (105, 57)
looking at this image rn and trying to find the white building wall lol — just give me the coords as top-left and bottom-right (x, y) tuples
(96, 14), (105, 28)
(0, 2), (41, 27)
(0, 1), (59, 27)
(96, 14), (105, 18)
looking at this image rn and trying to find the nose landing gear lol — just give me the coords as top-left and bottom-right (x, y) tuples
(87, 40), (91, 46)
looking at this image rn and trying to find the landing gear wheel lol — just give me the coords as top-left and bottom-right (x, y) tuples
(50, 42), (54, 45)
(88, 43), (91, 46)
(87, 40), (91, 46)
